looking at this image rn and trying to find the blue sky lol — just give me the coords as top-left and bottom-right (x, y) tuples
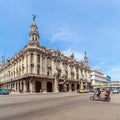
(0, 0), (120, 81)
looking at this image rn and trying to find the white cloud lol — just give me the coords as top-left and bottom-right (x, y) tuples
(92, 62), (105, 70)
(43, 24), (85, 43)
(62, 49), (84, 61)
(51, 31), (65, 42)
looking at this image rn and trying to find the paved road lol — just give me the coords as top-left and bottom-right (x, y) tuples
(0, 92), (120, 120)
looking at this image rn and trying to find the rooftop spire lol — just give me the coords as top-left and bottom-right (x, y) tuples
(85, 51), (87, 57)
(29, 15), (40, 45)
(84, 51), (88, 67)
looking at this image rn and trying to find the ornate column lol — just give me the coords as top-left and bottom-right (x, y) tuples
(60, 62), (62, 72)
(16, 61), (18, 77)
(24, 54), (27, 74)
(14, 63), (16, 77)
(34, 51), (37, 74)
(40, 54), (42, 75)
(51, 59), (54, 76)
(73, 67), (76, 80)
(29, 79), (35, 93)
(78, 69), (82, 79)
(69, 82), (72, 92)
(15, 82), (17, 92)
(44, 57), (47, 76)
(29, 79), (32, 93)
(18, 60), (20, 76)
(28, 52), (31, 74)
(32, 79), (35, 92)
(14, 81), (16, 92)
(82, 69), (86, 78)
(74, 83), (77, 92)
(54, 76), (59, 92)
(20, 81), (22, 92)
(61, 70), (67, 92)
(42, 79), (47, 93)
(9, 65), (11, 79)
(17, 81), (20, 92)
(67, 65), (71, 79)
(20, 58), (22, 76)
(53, 69), (59, 93)
(23, 80), (27, 92)
(80, 79), (84, 90)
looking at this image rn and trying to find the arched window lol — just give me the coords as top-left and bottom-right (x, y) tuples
(22, 66), (24, 74)
(56, 60), (60, 69)
(37, 64), (40, 74)
(31, 64), (34, 73)
(42, 57), (45, 73)
(31, 53), (34, 63)
(47, 57), (51, 66)
(47, 70), (49, 76)
(26, 54), (28, 64)
(37, 54), (40, 63)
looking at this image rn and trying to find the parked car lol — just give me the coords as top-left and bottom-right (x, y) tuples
(112, 89), (119, 94)
(78, 89), (85, 93)
(0, 89), (9, 95)
(84, 88), (90, 93)
(77, 89), (89, 93)
(90, 89), (96, 92)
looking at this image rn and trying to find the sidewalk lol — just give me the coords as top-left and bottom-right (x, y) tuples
(9, 91), (80, 96)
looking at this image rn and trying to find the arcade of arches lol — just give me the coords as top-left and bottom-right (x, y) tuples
(4, 78), (78, 93)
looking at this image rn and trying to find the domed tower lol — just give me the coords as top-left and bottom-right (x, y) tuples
(83, 52), (88, 67)
(29, 15), (40, 45)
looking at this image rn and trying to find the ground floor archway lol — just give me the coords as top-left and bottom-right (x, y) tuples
(72, 83), (75, 91)
(59, 84), (64, 92)
(47, 82), (52, 92)
(77, 84), (80, 89)
(35, 81), (41, 92)
(26, 81), (30, 92)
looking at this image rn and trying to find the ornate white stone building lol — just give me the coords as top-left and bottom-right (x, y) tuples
(0, 20), (91, 93)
